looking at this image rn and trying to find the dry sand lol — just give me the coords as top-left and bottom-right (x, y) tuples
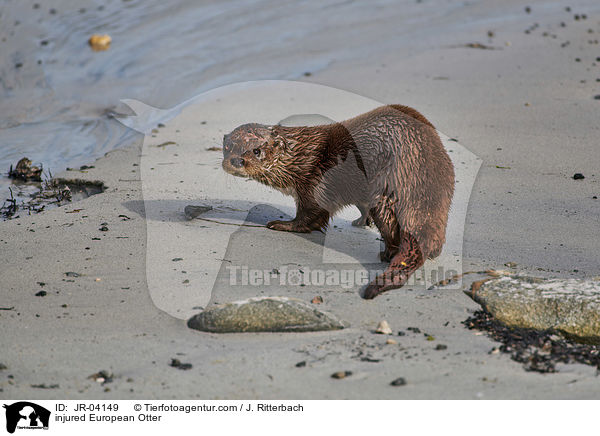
(1, 0), (599, 399)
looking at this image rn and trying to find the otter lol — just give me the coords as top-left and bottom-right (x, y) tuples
(221, 105), (455, 299)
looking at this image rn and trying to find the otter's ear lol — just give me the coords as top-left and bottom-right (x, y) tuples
(270, 128), (296, 150)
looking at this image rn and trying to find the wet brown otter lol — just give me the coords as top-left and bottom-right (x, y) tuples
(222, 105), (455, 299)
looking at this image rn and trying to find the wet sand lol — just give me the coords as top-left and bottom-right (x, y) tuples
(1, 0), (600, 399)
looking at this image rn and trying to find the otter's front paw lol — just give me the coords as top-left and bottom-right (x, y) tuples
(266, 220), (311, 233)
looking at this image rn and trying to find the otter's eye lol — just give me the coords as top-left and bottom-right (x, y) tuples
(253, 148), (261, 157)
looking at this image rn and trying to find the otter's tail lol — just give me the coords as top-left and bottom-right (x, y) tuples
(362, 232), (425, 299)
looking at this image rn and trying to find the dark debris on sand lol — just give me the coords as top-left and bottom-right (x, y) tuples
(1, 188), (19, 219)
(169, 358), (192, 370)
(2, 158), (105, 220)
(1, 179), (72, 219)
(464, 310), (600, 373)
(8, 158), (42, 182)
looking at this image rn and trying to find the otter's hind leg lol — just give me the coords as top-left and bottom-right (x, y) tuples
(368, 199), (400, 262)
(363, 230), (425, 299)
(351, 203), (372, 227)
(362, 200), (424, 299)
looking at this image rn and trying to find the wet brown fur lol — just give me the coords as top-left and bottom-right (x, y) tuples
(222, 105), (455, 299)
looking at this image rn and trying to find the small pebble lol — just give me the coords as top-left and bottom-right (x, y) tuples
(572, 173), (585, 180)
(295, 361), (306, 368)
(435, 344), (448, 350)
(386, 338), (398, 345)
(311, 296), (323, 304)
(88, 34), (111, 51)
(89, 370), (113, 384)
(169, 358), (192, 370)
(375, 320), (392, 335)
(331, 371), (352, 379)
(35, 290), (47, 297)
(390, 377), (407, 386)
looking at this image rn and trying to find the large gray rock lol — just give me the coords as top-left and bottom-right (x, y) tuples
(187, 296), (346, 333)
(467, 275), (600, 343)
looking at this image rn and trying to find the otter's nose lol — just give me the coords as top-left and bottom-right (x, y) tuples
(230, 157), (245, 168)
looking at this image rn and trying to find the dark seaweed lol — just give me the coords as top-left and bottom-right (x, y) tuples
(463, 310), (600, 373)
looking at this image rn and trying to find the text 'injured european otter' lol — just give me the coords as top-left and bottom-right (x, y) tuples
(221, 105), (455, 299)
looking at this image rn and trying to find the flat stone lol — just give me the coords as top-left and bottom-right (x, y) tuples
(467, 275), (600, 343)
(184, 205), (212, 220)
(187, 296), (346, 333)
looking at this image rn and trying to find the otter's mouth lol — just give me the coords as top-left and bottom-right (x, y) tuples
(221, 159), (249, 178)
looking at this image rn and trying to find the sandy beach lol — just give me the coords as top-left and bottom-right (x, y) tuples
(1, 0), (599, 399)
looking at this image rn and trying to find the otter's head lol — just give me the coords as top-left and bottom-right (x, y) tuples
(222, 123), (294, 187)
